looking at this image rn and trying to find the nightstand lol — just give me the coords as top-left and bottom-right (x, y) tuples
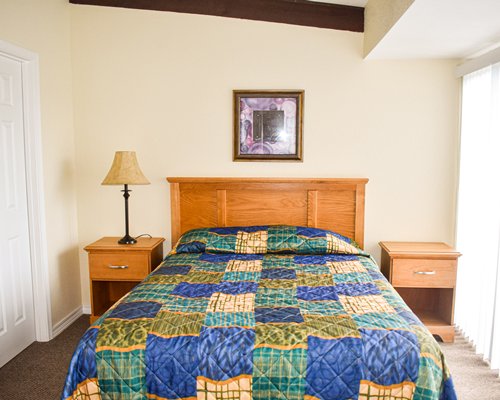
(85, 237), (164, 323)
(379, 241), (461, 342)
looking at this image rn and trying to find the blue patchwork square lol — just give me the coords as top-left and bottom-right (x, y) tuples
(255, 307), (304, 324)
(108, 301), (161, 320)
(153, 265), (191, 275)
(61, 328), (99, 398)
(297, 286), (339, 301)
(293, 255), (327, 265)
(305, 336), (362, 400)
(335, 283), (380, 296)
(261, 268), (297, 280)
(359, 329), (419, 385)
(217, 281), (258, 294)
(197, 327), (255, 380)
(146, 334), (199, 399)
(296, 226), (327, 238)
(210, 226), (268, 234)
(171, 283), (218, 298)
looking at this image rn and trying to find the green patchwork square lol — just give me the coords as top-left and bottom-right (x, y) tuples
(125, 283), (176, 302)
(299, 265), (331, 275)
(305, 314), (360, 339)
(381, 290), (408, 309)
(255, 323), (307, 348)
(267, 226), (301, 252)
(162, 297), (209, 313)
(333, 272), (372, 284)
(147, 274), (185, 285)
(193, 262), (228, 272)
(206, 232), (237, 253)
(184, 271), (224, 284)
(352, 313), (409, 330)
(413, 325), (444, 360)
(96, 319), (151, 349)
(298, 236), (328, 253)
(150, 311), (204, 337)
(97, 349), (146, 396)
(360, 257), (379, 271)
(414, 356), (443, 399)
(223, 271), (261, 282)
(255, 288), (298, 307)
(259, 279), (296, 289)
(298, 300), (347, 316)
(262, 256), (295, 269)
(163, 253), (201, 265)
(204, 312), (255, 327)
(253, 347), (306, 400)
(297, 273), (334, 286)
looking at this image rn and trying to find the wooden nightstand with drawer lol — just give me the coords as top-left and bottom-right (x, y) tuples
(85, 237), (164, 323)
(379, 241), (461, 342)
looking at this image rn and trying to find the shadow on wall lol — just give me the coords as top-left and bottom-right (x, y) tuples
(54, 244), (81, 321)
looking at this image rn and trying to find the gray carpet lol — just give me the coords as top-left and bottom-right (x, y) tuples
(440, 334), (500, 399)
(0, 316), (499, 399)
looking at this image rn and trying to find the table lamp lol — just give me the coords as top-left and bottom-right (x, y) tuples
(102, 151), (150, 244)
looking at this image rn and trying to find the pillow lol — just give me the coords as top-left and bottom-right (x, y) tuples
(171, 225), (361, 255)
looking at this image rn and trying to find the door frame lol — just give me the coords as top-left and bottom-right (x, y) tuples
(0, 40), (52, 341)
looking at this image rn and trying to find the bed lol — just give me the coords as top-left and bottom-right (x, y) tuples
(62, 178), (456, 400)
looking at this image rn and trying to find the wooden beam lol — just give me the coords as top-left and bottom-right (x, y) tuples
(69, 0), (364, 32)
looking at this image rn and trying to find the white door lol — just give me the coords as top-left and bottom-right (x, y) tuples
(0, 54), (36, 367)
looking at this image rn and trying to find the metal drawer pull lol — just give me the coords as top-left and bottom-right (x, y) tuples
(108, 265), (129, 269)
(414, 271), (436, 275)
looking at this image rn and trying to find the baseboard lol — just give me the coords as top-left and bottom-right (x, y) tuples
(52, 306), (85, 338)
(82, 305), (91, 315)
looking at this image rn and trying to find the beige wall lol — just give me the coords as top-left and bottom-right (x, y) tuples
(70, 6), (460, 309)
(0, 0), (80, 325)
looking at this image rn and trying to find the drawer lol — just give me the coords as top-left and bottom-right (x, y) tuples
(392, 258), (456, 288)
(89, 253), (149, 280)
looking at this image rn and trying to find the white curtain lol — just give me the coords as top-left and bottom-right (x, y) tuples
(455, 63), (500, 370)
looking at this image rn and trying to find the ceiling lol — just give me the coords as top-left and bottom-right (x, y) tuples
(313, 0), (500, 60)
(366, 0), (500, 59)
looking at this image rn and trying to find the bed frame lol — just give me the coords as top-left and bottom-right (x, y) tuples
(167, 177), (368, 248)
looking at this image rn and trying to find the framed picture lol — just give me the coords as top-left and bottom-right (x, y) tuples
(233, 90), (304, 161)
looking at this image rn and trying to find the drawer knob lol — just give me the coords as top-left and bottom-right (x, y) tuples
(108, 265), (129, 269)
(414, 270), (436, 275)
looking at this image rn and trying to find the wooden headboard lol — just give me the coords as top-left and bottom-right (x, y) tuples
(167, 177), (368, 248)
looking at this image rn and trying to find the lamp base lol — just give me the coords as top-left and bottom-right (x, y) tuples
(118, 234), (137, 245)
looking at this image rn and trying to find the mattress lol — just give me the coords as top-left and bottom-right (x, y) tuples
(62, 225), (456, 400)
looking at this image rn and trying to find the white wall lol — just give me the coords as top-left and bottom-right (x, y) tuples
(70, 5), (460, 309)
(0, 0), (80, 325)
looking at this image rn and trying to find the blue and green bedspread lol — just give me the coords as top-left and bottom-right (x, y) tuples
(62, 225), (456, 399)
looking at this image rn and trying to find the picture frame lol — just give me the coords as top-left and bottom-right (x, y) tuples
(233, 90), (304, 161)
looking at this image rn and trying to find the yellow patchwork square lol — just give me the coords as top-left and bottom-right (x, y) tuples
(339, 295), (395, 315)
(326, 234), (359, 254)
(226, 259), (263, 272)
(197, 375), (252, 400)
(71, 378), (101, 399)
(235, 231), (268, 254)
(328, 260), (367, 274)
(359, 380), (415, 400)
(207, 292), (255, 312)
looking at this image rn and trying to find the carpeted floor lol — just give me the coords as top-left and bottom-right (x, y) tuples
(440, 334), (500, 399)
(0, 316), (499, 399)
(0, 315), (89, 400)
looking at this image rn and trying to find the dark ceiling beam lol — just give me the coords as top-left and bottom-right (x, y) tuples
(69, 0), (364, 32)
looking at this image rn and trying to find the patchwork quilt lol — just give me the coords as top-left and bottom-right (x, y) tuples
(62, 226), (456, 400)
